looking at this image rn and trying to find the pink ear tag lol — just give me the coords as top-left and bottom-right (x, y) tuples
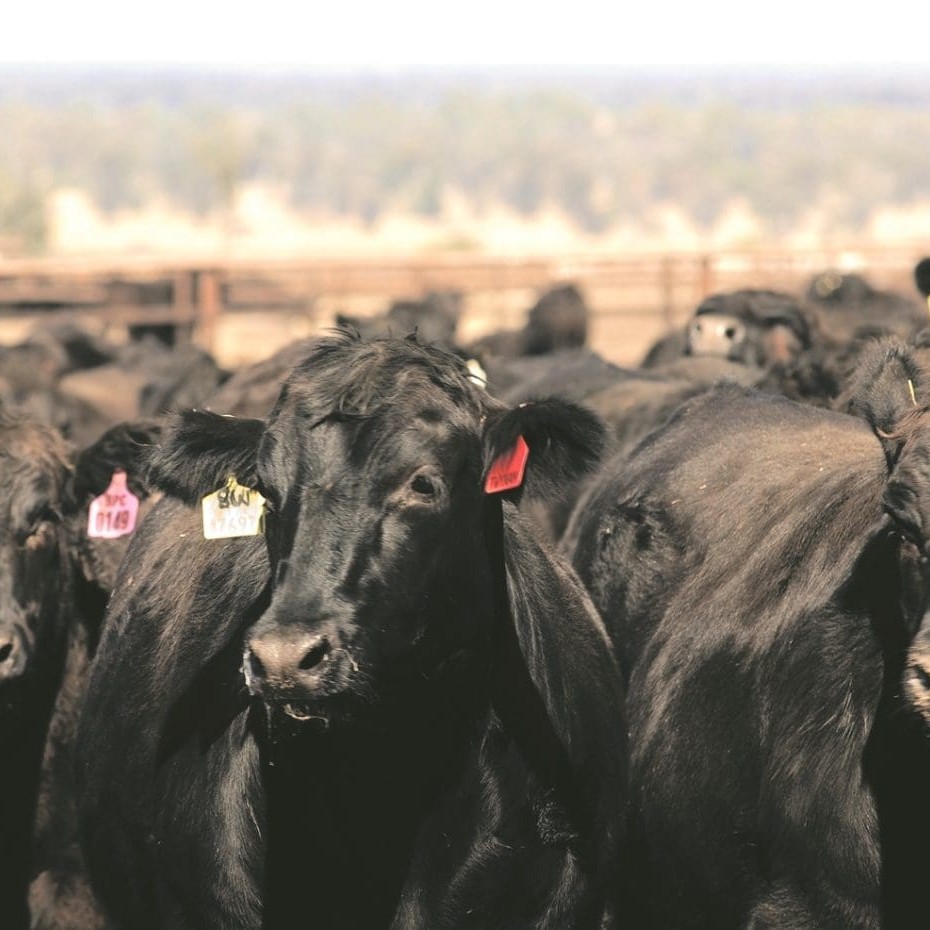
(484, 435), (530, 494)
(87, 470), (140, 539)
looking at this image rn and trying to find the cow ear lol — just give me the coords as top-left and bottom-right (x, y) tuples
(883, 411), (930, 551)
(147, 410), (265, 505)
(481, 398), (606, 502)
(838, 339), (930, 465)
(68, 419), (164, 510)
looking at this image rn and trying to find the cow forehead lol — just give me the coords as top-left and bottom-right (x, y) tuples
(259, 336), (493, 491)
(277, 335), (490, 423)
(0, 420), (67, 524)
(263, 402), (478, 487)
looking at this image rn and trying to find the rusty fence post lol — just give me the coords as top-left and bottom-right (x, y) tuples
(699, 254), (714, 299)
(173, 270), (194, 342)
(661, 255), (675, 328)
(195, 269), (222, 354)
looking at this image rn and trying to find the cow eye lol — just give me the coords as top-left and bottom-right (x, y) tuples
(410, 474), (437, 498)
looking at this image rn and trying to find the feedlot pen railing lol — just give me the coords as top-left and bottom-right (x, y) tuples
(0, 247), (924, 368)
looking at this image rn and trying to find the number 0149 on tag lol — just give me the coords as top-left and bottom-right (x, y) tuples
(202, 477), (266, 539)
(87, 470), (139, 539)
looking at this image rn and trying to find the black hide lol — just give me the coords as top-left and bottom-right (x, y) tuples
(76, 333), (627, 930)
(563, 366), (930, 929)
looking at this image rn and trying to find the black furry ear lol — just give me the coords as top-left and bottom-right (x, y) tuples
(147, 410), (265, 505)
(883, 414), (930, 552)
(481, 398), (606, 502)
(838, 338), (929, 466)
(68, 419), (164, 509)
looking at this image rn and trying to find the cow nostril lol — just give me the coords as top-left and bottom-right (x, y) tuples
(0, 641), (12, 664)
(299, 638), (331, 672)
(725, 326), (738, 340)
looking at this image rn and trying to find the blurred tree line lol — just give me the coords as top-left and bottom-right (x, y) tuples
(1, 68), (929, 252)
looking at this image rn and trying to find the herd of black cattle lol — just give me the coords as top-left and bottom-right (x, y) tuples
(4, 261), (930, 930)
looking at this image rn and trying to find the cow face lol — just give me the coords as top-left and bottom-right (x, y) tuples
(686, 312), (748, 360)
(248, 382), (493, 726)
(148, 334), (605, 731)
(686, 291), (809, 367)
(0, 413), (72, 693)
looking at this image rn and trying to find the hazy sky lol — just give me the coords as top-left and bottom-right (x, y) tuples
(4, 0), (929, 70)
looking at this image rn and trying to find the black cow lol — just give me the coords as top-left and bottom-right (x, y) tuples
(639, 290), (844, 405)
(522, 284), (588, 355)
(204, 338), (322, 418)
(806, 270), (926, 344)
(0, 407), (77, 930)
(641, 289), (812, 370)
(76, 333), (627, 930)
(468, 284), (589, 360)
(0, 407), (158, 930)
(0, 332), (113, 446)
(29, 420), (163, 930)
(563, 342), (930, 928)
(685, 289), (812, 366)
(59, 338), (227, 426)
(335, 291), (462, 350)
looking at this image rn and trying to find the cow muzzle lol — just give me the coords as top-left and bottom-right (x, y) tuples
(243, 621), (358, 720)
(0, 623), (30, 684)
(688, 314), (747, 359)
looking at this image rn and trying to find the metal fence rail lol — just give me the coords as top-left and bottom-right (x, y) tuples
(0, 246), (924, 356)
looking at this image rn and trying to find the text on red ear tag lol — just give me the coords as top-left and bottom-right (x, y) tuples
(485, 435), (530, 494)
(87, 470), (140, 539)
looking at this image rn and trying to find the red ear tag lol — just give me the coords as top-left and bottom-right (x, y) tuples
(87, 470), (140, 539)
(484, 435), (530, 494)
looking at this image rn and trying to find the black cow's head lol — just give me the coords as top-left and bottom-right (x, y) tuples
(0, 408), (162, 699)
(149, 333), (605, 730)
(0, 408), (74, 693)
(686, 290), (811, 367)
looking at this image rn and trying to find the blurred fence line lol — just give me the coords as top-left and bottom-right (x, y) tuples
(0, 246), (923, 364)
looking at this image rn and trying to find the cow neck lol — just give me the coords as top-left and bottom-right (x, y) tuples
(482, 493), (593, 852)
(260, 662), (485, 930)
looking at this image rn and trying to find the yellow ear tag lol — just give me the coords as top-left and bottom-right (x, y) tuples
(202, 476), (266, 540)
